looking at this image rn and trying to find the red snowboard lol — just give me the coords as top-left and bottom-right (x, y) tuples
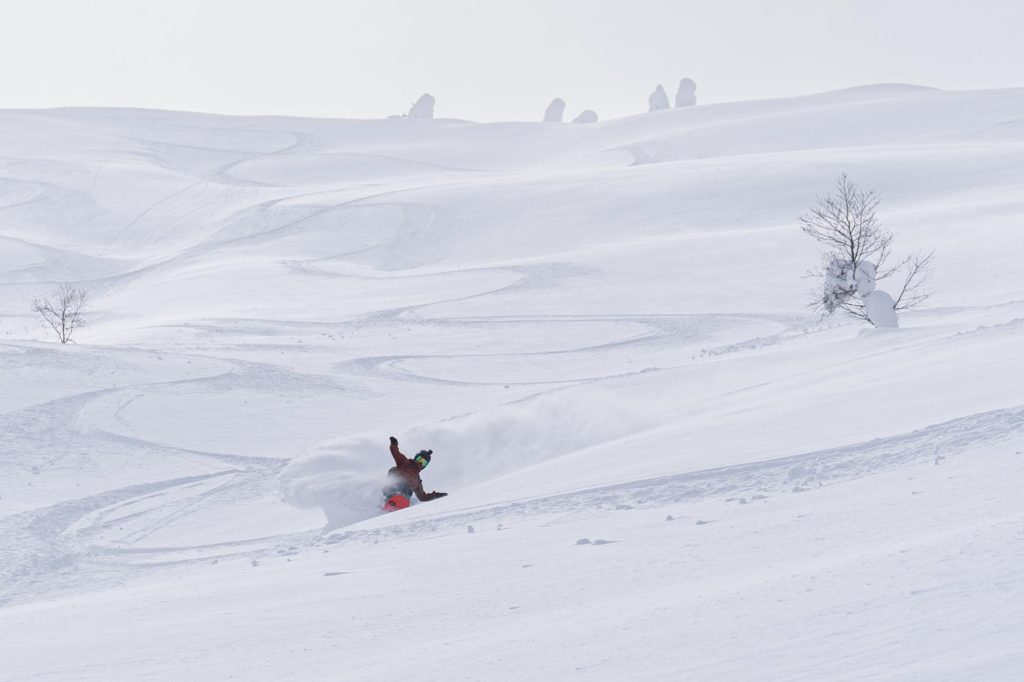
(382, 494), (411, 512)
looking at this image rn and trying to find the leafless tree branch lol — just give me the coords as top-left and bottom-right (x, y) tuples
(893, 250), (935, 310)
(799, 174), (933, 324)
(32, 283), (88, 344)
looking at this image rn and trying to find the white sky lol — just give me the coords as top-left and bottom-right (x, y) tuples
(1, 0), (1021, 121)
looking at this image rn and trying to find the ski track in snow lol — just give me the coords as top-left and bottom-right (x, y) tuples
(0, 306), (795, 606)
(0, 379), (293, 606)
(4, 387), (1019, 608)
(3, 92), (1024, 679)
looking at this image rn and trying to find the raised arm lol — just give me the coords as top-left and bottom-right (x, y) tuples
(389, 436), (407, 466)
(414, 482), (447, 502)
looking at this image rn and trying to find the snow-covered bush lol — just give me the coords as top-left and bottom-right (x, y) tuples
(800, 174), (932, 327)
(648, 85), (670, 112)
(572, 110), (599, 124)
(820, 257), (898, 327)
(408, 93), (435, 119)
(675, 78), (697, 107)
(543, 98), (566, 122)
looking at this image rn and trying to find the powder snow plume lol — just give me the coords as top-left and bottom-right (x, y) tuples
(278, 435), (387, 529)
(280, 387), (657, 527)
(404, 386), (660, 490)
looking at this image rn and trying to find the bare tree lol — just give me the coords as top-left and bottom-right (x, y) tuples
(800, 174), (933, 324)
(33, 283), (88, 344)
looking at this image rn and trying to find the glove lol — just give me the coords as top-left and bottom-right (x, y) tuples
(425, 449), (433, 455)
(389, 436), (398, 445)
(434, 492), (447, 498)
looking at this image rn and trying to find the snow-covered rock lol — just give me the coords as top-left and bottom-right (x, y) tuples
(648, 85), (670, 112)
(543, 98), (566, 123)
(675, 78), (697, 107)
(572, 109), (599, 124)
(408, 93), (435, 119)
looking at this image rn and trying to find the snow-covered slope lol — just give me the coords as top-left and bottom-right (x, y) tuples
(1, 86), (1023, 680)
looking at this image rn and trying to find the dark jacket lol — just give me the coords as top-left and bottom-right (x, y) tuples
(385, 438), (445, 502)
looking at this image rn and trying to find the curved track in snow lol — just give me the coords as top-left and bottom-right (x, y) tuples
(3, 92), (1024, 679)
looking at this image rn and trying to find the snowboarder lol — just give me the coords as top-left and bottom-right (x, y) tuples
(382, 436), (447, 512)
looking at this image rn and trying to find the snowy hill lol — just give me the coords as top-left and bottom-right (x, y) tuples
(2, 86), (1023, 680)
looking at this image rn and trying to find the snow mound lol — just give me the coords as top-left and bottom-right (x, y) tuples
(648, 85), (670, 112)
(675, 78), (697, 107)
(864, 290), (899, 328)
(572, 109), (598, 123)
(408, 93), (436, 119)
(543, 98), (566, 122)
